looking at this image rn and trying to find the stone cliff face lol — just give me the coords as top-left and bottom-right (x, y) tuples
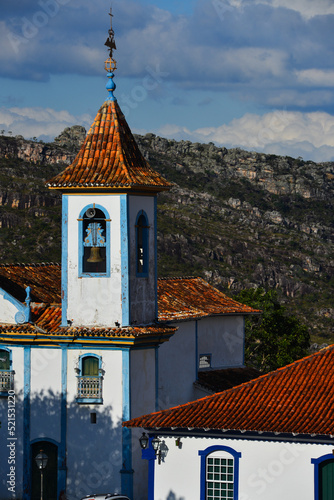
(0, 129), (333, 342)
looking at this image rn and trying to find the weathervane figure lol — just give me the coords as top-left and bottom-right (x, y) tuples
(104, 7), (116, 59)
(104, 7), (117, 100)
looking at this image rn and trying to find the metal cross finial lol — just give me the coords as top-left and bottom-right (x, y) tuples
(105, 6), (116, 58)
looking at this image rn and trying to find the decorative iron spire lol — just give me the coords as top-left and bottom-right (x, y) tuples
(104, 7), (117, 101)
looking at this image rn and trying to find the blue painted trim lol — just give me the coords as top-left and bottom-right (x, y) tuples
(120, 195), (130, 326)
(154, 196), (158, 320)
(0, 287), (29, 325)
(78, 352), (102, 373)
(121, 349), (133, 498)
(23, 347), (31, 500)
(61, 195), (68, 326)
(0, 347), (14, 397)
(142, 437), (156, 500)
(78, 203), (111, 278)
(195, 320), (198, 381)
(59, 348), (67, 494)
(311, 454), (334, 500)
(76, 397), (103, 404)
(76, 353), (103, 403)
(199, 445), (241, 500)
(135, 210), (149, 277)
(155, 346), (159, 411)
(0, 346), (13, 368)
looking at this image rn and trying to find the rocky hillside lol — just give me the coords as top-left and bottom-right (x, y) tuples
(0, 129), (333, 344)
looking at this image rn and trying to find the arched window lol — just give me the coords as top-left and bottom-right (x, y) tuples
(76, 354), (103, 403)
(79, 205), (110, 276)
(0, 348), (14, 394)
(312, 454), (334, 500)
(199, 445), (241, 500)
(136, 211), (149, 276)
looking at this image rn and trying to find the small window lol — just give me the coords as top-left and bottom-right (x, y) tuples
(82, 208), (107, 274)
(206, 455), (234, 500)
(0, 349), (14, 394)
(136, 211), (149, 276)
(199, 446), (241, 500)
(312, 454), (334, 500)
(199, 354), (212, 369)
(76, 354), (103, 404)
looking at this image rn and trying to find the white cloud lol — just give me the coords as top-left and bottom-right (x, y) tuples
(296, 69), (334, 87)
(157, 111), (334, 162)
(239, 0), (334, 19)
(0, 107), (92, 141)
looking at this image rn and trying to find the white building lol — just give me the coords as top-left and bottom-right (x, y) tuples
(0, 15), (257, 500)
(125, 345), (334, 500)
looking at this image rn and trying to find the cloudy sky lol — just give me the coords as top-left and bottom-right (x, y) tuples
(1, 0), (334, 161)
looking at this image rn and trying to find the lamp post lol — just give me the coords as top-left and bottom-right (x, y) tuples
(35, 450), (48, 500)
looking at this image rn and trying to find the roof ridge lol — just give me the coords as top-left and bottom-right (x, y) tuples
(0, 262), (60, 268)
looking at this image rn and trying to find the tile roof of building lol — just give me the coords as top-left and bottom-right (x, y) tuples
(46, 100), (172, 192)
(124, 346), (334, 437)
(0, 263), (61, 303)
(0, 266), (258, 325)
(157, 277), (259, 321)
(0, 304), (177, 343)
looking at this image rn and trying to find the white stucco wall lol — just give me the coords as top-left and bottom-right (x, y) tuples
(66, 348), (124, 499)
(128, 195), (156, 325)
(152, 434), (333, 500)
(158, 315), (245, 409)
(158, 321), (197, 409)
(0, 346), (24, 499)
(131, 348), (157, 500)
(197, 315), (244, 369)
(66, 195), (123, 327)
(0, 289), (24, 324)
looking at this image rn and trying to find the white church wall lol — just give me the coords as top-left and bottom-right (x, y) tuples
(0, 289), (24, 324)
(0, 346), (24, 500)
(30, 348), (62, 442)
(128, 195), (156, 325)
(152, 434), (330, 500)
(66, 195), (123, 327)
(158, 321), (197, 409)
(130, 348), (156, 500)
(66, 348), (124, 499)
(197, 315), (244, 369)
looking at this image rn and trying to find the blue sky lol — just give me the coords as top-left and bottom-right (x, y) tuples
(1, 0), (334, 161)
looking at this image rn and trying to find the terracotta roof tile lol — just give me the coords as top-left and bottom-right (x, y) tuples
(157, 277), (259, 321)
(124, 346), (334, 437)
(0, 263), (61, 303)
(46, 100), (172, 192)
(0, 304), (177, 340)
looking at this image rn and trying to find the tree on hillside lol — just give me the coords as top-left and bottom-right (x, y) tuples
(235, 288), (310, 373)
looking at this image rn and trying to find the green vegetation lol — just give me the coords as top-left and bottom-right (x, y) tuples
(235, 288), (310, 372)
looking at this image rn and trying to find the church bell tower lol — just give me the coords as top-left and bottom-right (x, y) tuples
(47, 12), (171, 328)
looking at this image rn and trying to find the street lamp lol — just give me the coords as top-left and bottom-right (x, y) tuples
(151, 436), (162, 464)
(35, 450), (48, 500)
(139, 432), (149, 450)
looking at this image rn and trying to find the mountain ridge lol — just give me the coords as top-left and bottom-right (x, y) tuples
(0, 128), (333, 344)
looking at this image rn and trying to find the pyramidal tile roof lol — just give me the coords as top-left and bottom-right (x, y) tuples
(124, 345), (334, 437)
(46, 99), (172, 192)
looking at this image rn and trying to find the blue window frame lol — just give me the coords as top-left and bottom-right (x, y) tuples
(199, 445), (241, 500)
(136, 210), (149, 277)
(76, 353), (103, 404)
(78, 204), (111, 277)
(312, 454), (334, 500)
(0, 347), (14, 395)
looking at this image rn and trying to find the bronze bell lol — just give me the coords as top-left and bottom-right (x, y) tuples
(87, 246), (103, 263)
